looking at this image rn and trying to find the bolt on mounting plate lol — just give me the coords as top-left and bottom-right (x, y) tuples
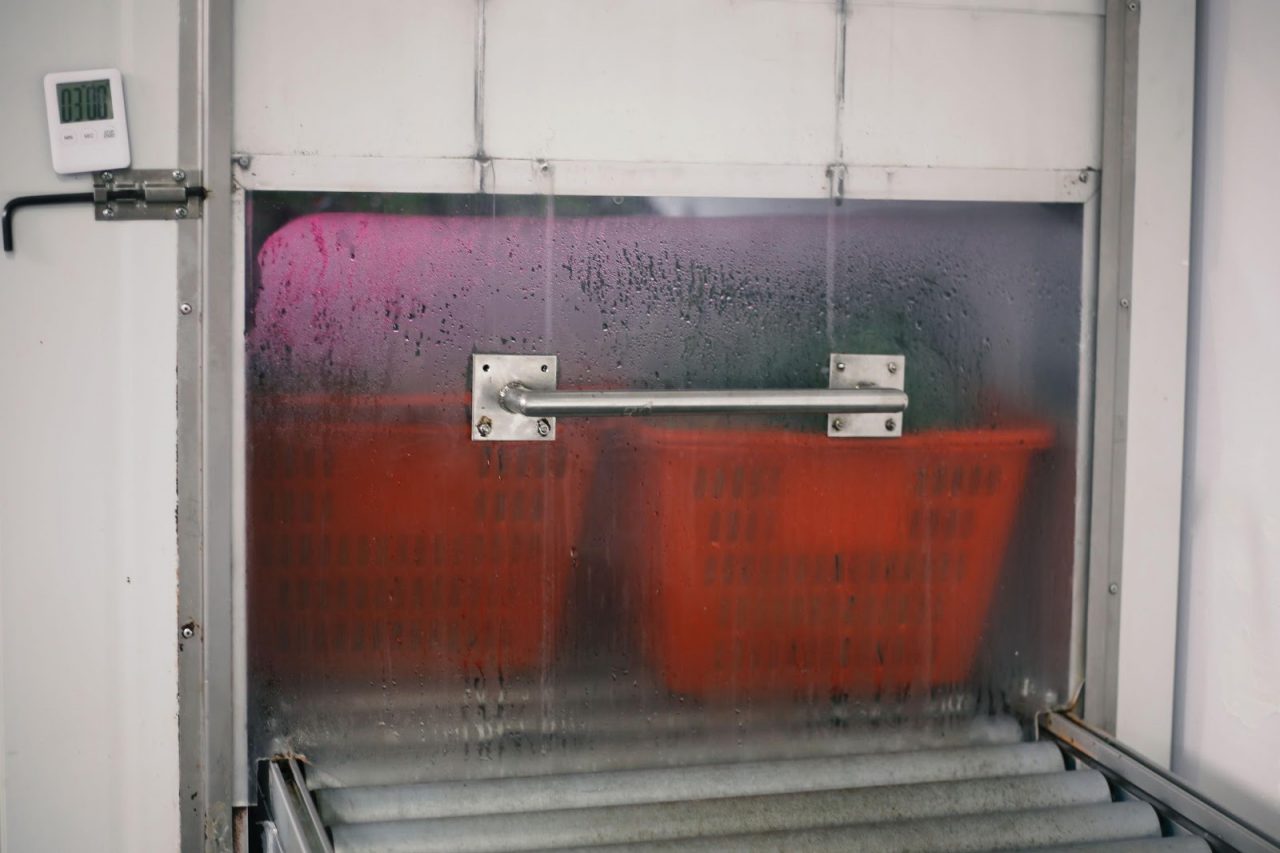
(828, 354), (906, 438)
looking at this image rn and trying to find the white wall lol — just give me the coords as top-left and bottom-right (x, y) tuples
(1174, 0), (1280, 839)
(0, 1), (181, 851)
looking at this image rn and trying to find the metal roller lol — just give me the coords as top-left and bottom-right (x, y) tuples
(1017, 838), (1214, 853)
(300, 715), (1027, 791)
(328, 770), (1111, 853)
(331, 801), (1160, 853)
(316, 742), (1064, 823)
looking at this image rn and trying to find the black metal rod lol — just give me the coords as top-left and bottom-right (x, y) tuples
(2, 192), (94, 253)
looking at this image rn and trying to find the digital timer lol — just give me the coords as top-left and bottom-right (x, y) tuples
(43, 68), (130, 175)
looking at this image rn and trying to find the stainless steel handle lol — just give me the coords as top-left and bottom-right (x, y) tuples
(500, 385), (907, 418)
(472, 353), (907, 441)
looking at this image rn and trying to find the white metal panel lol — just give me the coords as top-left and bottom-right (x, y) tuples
(476, 0), (838, 164)
(1175, 0), (1280, 838)
(231, 0), (1107, 179)
(843, 5), (1104, 169)
(1113, 0), (1195, 769)
(234, 0), (478, 158)
(0, 1), (180, 850)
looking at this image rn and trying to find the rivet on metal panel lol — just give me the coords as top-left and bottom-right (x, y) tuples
(179, 302), (193, 315)
(1078, 169), (1090, 183)
(887, 362), (898, 374)
(236, 155), (251, 168)
(536, 418), (552, 437)
(180, 623), (196, 639)
(836, 362), (846, 372)
(1108, 583), (1119, 595)
(1120, 297), (1130, 309)
(885, 418), (896, 432)
(476, 417), (493, 438)
(832, 418), (845, 432)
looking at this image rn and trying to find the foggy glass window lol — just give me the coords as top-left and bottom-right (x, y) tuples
(245, 193), (1082, 784)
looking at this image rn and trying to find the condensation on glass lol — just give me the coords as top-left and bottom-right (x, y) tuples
(244, 193), (1083, 786)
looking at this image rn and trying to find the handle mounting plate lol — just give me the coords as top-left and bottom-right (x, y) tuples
(471, 354), (558, 442)
(827, 354), (906, 438)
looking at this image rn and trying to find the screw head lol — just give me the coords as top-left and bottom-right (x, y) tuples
(476, 418), (493, 438)
(1078, 169), (1090, 183)
(836, 362), (846, 372)
(536, 418), (552, 437)
(887, 361), (898, 374)
(236, 155), (251, 168)
(885, 417), (896, 432)
(175, 207), (188, 219)
(1108, 582), (1119, 595)
(101, 206), (115, 219)
(101, 171), (114, 183)
(180, 625), (195, 639)
(172, 169), (186, 182)
(831, 418), (844, 432)
(179, 302), (193, 315)
(1120, 297), (1130, 309)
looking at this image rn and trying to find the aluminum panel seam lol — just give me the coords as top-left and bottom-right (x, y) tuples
(231, 155), (1098, 203)
(177, 0), (239, 849)
(1083, 0), (1140, 734)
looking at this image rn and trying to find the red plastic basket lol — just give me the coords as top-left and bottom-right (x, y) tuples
(248, 396), (598, 678)
(611, 424), (1053, 698)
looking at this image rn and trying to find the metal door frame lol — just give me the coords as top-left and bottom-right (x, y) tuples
(177, 0), (235, 848)
(173, 1), (1198, 848)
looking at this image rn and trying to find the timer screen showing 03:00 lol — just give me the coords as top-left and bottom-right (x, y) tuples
(56, 79), (113, 123)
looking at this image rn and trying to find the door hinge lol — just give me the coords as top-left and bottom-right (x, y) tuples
(95, 168), (206, 221)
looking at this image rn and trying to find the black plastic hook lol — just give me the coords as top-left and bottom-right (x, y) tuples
(2, 192), (95, 253)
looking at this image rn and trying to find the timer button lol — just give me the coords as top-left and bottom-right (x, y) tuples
(103, 127), (117, 139)
(81, 129), (98, 141)
(60, 131), (77, 144)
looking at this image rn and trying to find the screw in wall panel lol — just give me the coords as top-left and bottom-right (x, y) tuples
(536, 418), (552, 437)
(831, 418), (844, 432)
(175, 207), (188, 219)
(887, 362), (898, 374)
(179, 302), (193, 315)
(172, 169), (186, 182)
(885, 418), (896, 431)
(1108, 583), (1119, 595)
(476, 417), (493, 437)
